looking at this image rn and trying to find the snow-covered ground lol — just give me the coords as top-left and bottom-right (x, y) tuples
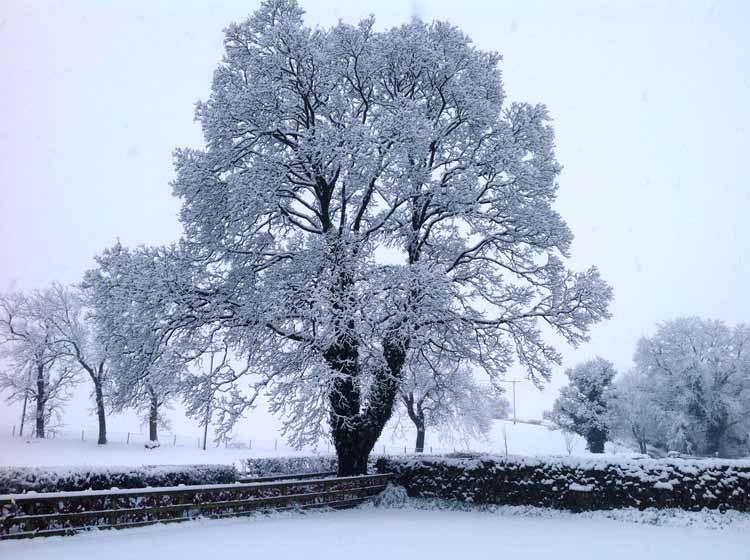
(0, 435), (318, 468)
(0, 420), (628, 469)
(2, 507), (748, 560)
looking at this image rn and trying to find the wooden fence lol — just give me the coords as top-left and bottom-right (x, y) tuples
(236, 471), (338, 483)
(0, 473), (391, 540)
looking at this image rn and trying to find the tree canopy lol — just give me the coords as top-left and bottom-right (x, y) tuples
(87, 0), (612, 473)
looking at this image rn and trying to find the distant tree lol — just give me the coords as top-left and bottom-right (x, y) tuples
(83, 244), (192, 446)
(633, 318), (750, 457)
(399, 357), (506, 452)
(0, 291), (78, 438)
(561, 429), (576, 455)
(545, 357), (616, 453)
(110, 352), (183, 447)
(42, 284), (112, 445)
(181, 343), (255, 449)
(608, 369), (667, 455)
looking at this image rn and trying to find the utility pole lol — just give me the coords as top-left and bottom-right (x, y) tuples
(202, 352), (214, 451)
(497, 379), (521, 424)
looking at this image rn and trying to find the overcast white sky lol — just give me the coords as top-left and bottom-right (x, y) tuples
(1, 1), (748, 439)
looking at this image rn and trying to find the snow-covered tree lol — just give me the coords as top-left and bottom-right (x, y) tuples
(41, 284), (112, 444)
(633, 318), (750, 457)
(0, 291), (78, 438)
(97, 0), (611, 474)
(399, 356), (505, 452)
(181, 343), (253, 448)
(83, 243), (193, 446)
(545, 357), (616, 453)
(608, 369), (668, 455)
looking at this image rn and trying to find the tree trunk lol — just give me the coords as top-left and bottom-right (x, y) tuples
(94, 380), (107, 445)
(336, 438), (372, 477)
(202, 398), (210, 450)
(586, 428), (606, 453)
(35, 363), (45, 439)
(148, 386), (159, 442)
(704, 415), (727, 457)
(415, 426), (426, 453)
(403, 392), (426, 453)
(327, 332), (406, 476)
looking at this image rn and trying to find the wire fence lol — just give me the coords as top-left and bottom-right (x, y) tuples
(3, 423), (465, 457)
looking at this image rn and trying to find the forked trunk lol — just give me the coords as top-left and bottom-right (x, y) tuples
(328, 332), (406, 476)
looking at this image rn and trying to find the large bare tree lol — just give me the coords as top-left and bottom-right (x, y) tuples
(89, 0), (612, 474)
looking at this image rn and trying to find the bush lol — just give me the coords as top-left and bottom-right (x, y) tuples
(375, 454), (750, 512)
(0, 464), (238, 494)
(241, 456), (337, 476)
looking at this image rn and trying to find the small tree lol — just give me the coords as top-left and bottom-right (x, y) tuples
(0, 291), (78, 438)
(608, 369), (667, 455)
(84, 244), (193, 446)
(42, 284), (111, 445)
(181, 344), (254, 449)
(545, 357), (616, 453)
(399, 357), (505, 452)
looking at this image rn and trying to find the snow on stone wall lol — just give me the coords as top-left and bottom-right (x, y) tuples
(375, 454), (750, 512)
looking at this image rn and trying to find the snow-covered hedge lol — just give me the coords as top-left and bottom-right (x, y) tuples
(375, 454), (750, 512)
(0, 464), (238, 494)
(241, 456), (337, 476)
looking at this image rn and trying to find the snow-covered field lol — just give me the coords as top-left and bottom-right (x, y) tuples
(0, 435), (316, 468)
(2, 507), (748, 560)
(0, 420), (620, 468)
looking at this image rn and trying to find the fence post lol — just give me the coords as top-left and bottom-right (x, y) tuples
(110, 496), (118, 527)
(126, 432), (130, 445)
(249, 439), (252, 450)
(382, 445), (386, 455)
(81, 430), (85, 441)
(274, 439), (278, 452)
(197, 437), (201, 449)
(173, 434), (177, 446)
(404, 446), (407, 454)
(12, 425), (16, 437)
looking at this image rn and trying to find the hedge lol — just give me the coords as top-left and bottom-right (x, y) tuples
(375, 454), (750, 512)
(0, 464), (238, 494)
(241, 456), (338, 476)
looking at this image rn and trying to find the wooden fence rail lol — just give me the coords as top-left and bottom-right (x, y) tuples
(0, 473), (391, 540)
(236, 471), (338, 483)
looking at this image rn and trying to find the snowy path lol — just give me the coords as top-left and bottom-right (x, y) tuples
(2, 508), (747, 560)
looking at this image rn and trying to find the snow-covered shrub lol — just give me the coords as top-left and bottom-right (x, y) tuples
(376, 455), (750, 512)
(0, 464), (237, 494)
(241, 456), (338, 476)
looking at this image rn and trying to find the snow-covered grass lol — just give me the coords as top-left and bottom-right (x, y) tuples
(0, 420), (654, 470)
(2, 506), (748, 560)
(0, 435), (321, 469)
